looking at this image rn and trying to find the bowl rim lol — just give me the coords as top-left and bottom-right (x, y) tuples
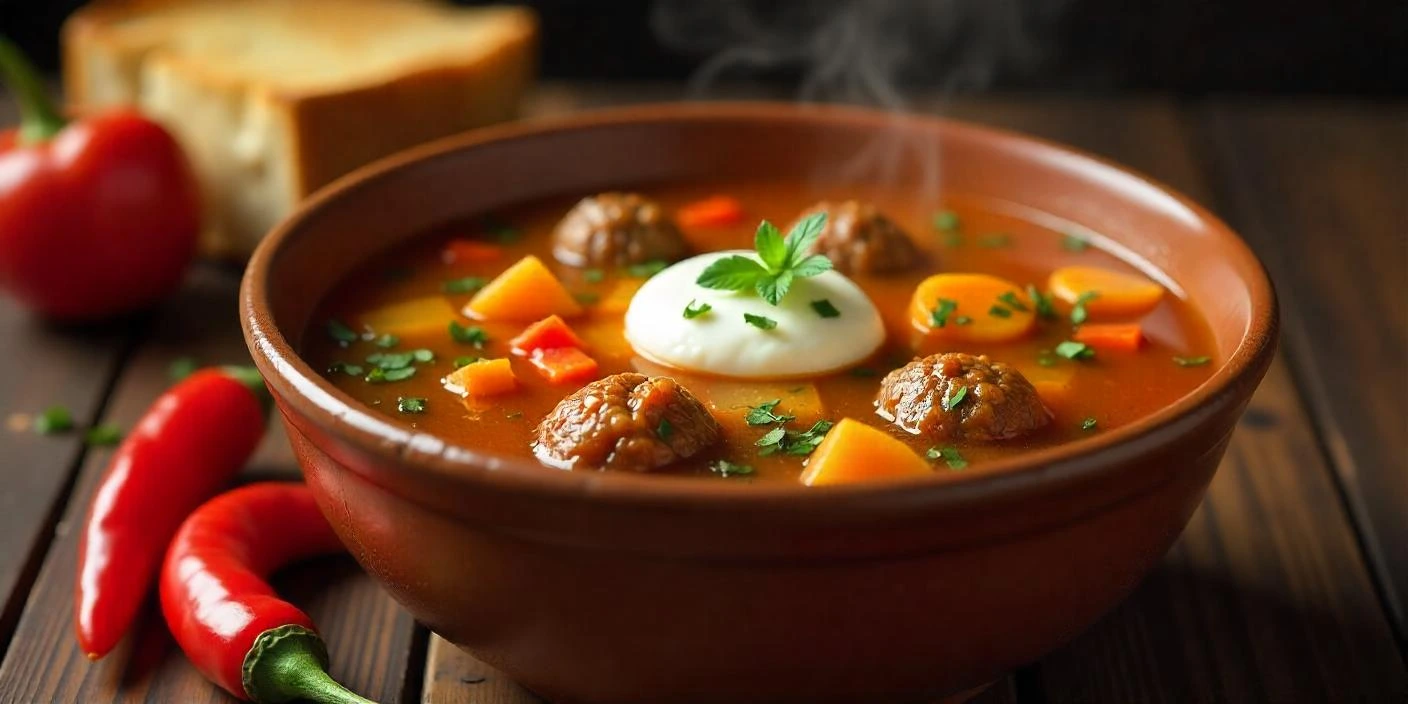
(241, 100), (1278, 512)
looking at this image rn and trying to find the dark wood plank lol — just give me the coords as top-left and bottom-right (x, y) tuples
(0, 265), (418, 703)
(1196, 102), (1408, 636)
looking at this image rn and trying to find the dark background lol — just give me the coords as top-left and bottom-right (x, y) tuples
(1, 0), (1404, 95)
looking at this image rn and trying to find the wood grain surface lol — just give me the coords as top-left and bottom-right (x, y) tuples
(0, 86), (1402, 703)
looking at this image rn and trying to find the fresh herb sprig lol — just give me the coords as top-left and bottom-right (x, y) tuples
(695, 214), (832, 306)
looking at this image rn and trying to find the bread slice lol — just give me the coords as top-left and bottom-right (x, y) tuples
(64, 0), (536, 258)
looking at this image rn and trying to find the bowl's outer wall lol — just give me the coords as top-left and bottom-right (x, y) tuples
(245, 105), (1277, 703)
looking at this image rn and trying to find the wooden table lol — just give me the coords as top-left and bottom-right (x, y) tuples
(0, 84), (1403, 703)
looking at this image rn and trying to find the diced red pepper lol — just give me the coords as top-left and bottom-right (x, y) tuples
(678, 195), (744, 229)
(530, 347), (599, 384)
(441, 239), (504, 265)
(510, 314), (587, 354)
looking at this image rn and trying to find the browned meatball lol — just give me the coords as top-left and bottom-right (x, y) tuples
(790, 200), (920, 275)
(552, 193), (689, 267)
(875, 353), (1051, 442)
(533, 373), (721, 472)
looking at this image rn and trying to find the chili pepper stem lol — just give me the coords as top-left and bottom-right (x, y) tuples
(242, 625), (376, 704)
(221, 365), (274, 416)
(0, 36), (67, 144)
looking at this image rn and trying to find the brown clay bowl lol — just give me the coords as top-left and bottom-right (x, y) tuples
(241, 103), (1276, 704)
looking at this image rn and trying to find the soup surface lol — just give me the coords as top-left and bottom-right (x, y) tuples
(305, 179), (1216, 483)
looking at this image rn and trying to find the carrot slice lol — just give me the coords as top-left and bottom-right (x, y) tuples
(441, 239), (504, 265)
(677, 196), (744, 229)
(1074, 323), (1144, 352)
(465, 255), (583, 322)
(909, 273), (1037, 343)
(445, 358), (517, 398)
(510, 315), (586, 354)
(529, 347), (600, 384)
(800, 419), (933, 486)
(1049, 266), (1163, 319)
(357, 296), (458, 338)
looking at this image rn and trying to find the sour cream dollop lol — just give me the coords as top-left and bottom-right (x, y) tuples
(624, 251), (885, 379)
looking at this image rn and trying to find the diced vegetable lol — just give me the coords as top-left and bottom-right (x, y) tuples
(441, 239), (504, 265)
(510, 315), (587, 354)
(1012, 360), (1076, 408)
(909, 273), (1037, 343)
(596, 278), (644, 315)
(677, 195), (745, 228)
(358, 296), (458, 338)
(529, 347), (600, 384)
(1048, 266), (1163, 319)
(464, 255), (583, 322)
(1074, 323), (1144, 351)
(444, 358), (517, 398)
(800, 419), (932, 486)
(575, 320), (635, 361)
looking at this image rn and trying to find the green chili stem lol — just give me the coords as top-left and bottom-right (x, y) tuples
(0, 36), (66, 144)
(221, 365), (274, 416)
(242, 625), (377, 704)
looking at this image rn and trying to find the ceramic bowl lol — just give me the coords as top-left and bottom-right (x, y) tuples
(241, 103), (1276, 704)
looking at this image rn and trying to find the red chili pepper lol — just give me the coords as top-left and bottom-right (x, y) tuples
(161, 482), (372, 704)
(0, 37), (199, 320)
(75, 367), (269, 659)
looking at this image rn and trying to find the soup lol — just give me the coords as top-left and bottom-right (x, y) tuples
(305, 179), (1215, 483)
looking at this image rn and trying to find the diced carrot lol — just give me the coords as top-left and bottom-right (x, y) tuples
(441, 239), (504, 265)
(800, 419), (933, 486)
(358, 296), (458, 337)
(909, 273), (1037, 343)
(529, 347), (600, 384)
(1011, 361), (1076, 409)
(1074, 323), (1144, 352)
(576, 319), (635, 361)
(510, 315), (586, 354)
(464, 255), (583, 322)
(678, 195), (745, 229)
(595, 278), (644, 315)
(445, 358), (517, 398)
(1049, 266), (1163, 319)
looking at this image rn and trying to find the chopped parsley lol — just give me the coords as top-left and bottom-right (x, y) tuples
(926, 446), (968, 470)
(327, 362), (364, 376)
(412, 349), (434, 363)
(442, 276), (488, 294)
(366, 366), (416, 383)
(745, 399), (795, 426)
(583, 268), (606, 283)
(1036, 350), (1059, 367)
(710, 460), (756, 478)
(657, 418), (674, 441)
(1071, 290), (1101, 325)
(626, 260), (669, 278)
(1062, 233), (1090, 252)
(326, 319), (358, 346)
(696, 214), (832, 306)
(1174, 356), (1212, 367)
(168, 356), (198, 381)
(988, 305), (1013, 318)
(811, 299), (841, 319)
(743, 313), (778, 330)
(366, 351), (415, 370)
(997, 291), (1029, 313)
(1081, 417), (1098, 431)
(397, 397), (427, 414)
(931, 298), (959, 328)
(33, 406), (73, 434)
(85, 424), (123, 447)
(978, 233), (1011, 248)
(449, 321), (489, 347)
(453, 356), (479, 368)
(954, 315), (972, 326)
(374, 334), (400, 349)
(1027, 285), (1057, 320)
(943, 385), (969, 412)
(932, 210), (960, 232)
(483, 216), (521, 243)
(683, 300), (713, 319)
(1055, 341), (1096, 360)
(756, 420), (834, 457)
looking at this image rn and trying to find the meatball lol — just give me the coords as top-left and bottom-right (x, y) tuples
(552, 193), (689, 267)
(875, 353), (1050, 441)
(790, 200), (920, 275)
(534, 373), (721, 472)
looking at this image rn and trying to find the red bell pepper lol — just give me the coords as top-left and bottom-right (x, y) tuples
(677, 195), (744, 229)
(75, 367), (269, 659)
(161, 482), (372, 704)
(529, 346), (600, 384)
(0, 37), (199, 320)
(510, 314), (587, 354)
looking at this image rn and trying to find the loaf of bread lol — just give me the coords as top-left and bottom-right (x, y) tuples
(63, 0), (536, 258)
